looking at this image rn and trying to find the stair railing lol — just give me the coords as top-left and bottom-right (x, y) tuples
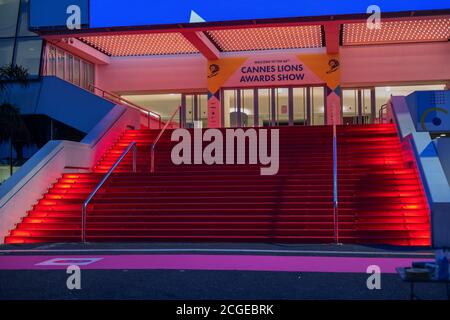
(333, 123), (339, 244)
(378, 104), (388, 124)
(151, 105), (182, 173)
(81, 142), (137, 242)
(89, 84), (162, 129)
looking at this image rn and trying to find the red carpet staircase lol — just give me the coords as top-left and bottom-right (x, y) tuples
(4, 124), (430, 245)
(336, 125), (430, 245)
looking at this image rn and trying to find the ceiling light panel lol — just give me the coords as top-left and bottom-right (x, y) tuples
(343, 18), (450, 45)
(206, 25), (323, 52)
(79, 33), (199, 56)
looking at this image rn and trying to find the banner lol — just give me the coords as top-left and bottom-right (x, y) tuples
(207, 52), (341, 127)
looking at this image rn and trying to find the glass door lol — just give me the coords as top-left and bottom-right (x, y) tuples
(185, 94), (195, 128)
(240, 89), (255, 127)
(342, 88), (375, 125)
(182, 93), (208, 128)
(223, 89), (238, 127)
(257, 88), (272, 127)
(223, 86), (326, 128)
(293, 87), (307, 125)
(275, 88), (290, 126)
(309, 86), (326, 126)
(198, 94), (208, 128)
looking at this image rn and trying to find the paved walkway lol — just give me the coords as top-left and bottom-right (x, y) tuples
(0, 254), (433, 273)
(1, 243), (445, 300)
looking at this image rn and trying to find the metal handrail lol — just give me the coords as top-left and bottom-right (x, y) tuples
(89, 84), (162, 129)
(378, 104), (388, 124)
(151, 105), (181, 173)
(333, 123), (339, 244)
(81, 142), (137, 242)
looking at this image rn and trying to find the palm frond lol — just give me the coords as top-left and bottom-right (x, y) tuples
(0, 64), (30, 97)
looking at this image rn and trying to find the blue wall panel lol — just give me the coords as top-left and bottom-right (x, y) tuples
(406, 91), (450, 132)
(30, 0), (89, 29)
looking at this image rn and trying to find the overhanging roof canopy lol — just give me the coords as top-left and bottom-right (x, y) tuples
(31, 0), (450, 58)
(70, 16), (450, 57)
(77, 25), (325, 56)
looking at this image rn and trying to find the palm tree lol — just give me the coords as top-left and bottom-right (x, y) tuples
(0, 64), (31, 176)
(0, 64), (29, 102)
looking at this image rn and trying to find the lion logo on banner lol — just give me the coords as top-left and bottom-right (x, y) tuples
(326, 59), (340, 74)
(208, 64), (220, 78)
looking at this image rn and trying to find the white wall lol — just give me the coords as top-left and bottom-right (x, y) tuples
(341, 42), (450, 87)
(97, 54), (207, 93)
(95, 42), (450, 94)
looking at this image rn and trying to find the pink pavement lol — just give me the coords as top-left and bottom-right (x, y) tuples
(0, 254), (432, 273)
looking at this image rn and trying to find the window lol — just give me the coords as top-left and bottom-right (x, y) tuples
(121, 94), (182, 123)
(43, 44), (95, 89)
(87, 62), (94, 90)
(66, 54), (73, 82)
(72, 57), (80, 86)
(0, 38), (15, 66)
(0, 0), (43, 78)
(81, 61), (88, 89)
(80, 61), (95, 90)
(46, 45), (56, 76)
(17, 0), (36, 37)
(14, 38), (42, 77)
(56, 49), (65, 79)
(0, 0), (20, 37)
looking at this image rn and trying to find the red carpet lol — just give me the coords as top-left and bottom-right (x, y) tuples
(5, 124), (430, 245)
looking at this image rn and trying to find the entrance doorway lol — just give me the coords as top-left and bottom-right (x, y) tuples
(341, 88), (376, 125)
(222, 86), (326, 127)
(181, 93), (208, 128)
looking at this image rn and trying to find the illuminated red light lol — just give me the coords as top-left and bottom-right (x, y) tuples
(27, 219), (44, 224)
(79, 33), (199, 56)
(40, 200), (57, 206)
(206, 25), (323, 52)
(343, 17), (450, 45)
(47, 195), (62, 200)
(65, 175), (81, 179)
(4, 238), (25, 244)
(403, 205), (420, 210)
(55, 184), (72, 189)
(11, 230), (31, 237)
